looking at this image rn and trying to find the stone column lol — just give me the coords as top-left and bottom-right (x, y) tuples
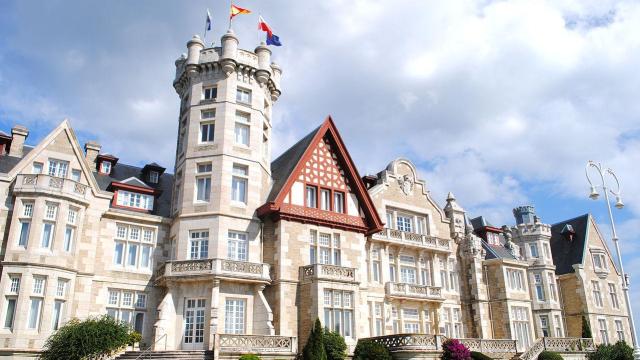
(209, 280), (220, 351)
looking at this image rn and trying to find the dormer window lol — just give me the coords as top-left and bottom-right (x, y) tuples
(591, 249), (609, 278)
(148, 171), (159, 184)
(100, 161), (112, 174)
(116, 191), (154, 211)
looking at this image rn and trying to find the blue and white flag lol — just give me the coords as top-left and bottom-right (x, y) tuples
(206, 9), (212, 31)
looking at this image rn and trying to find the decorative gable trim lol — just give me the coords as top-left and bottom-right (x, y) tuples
(119, 176), (152, 189)
(108, 181), (158, 195)
(258, 116), (384, 235)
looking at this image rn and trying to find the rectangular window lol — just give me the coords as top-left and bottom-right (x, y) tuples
(141, 245), (152, 269)
(148, 171), (159, 183)
(122, 292), (133, 307)
(116, 191), (154, 210)
(236, 88), (251, 104)
(108, 290), (119, 306)
(4, 298), (16, 329)
(309, 230), (317, 264)
(231, 165), (248, 203)
(201, 109), (216, 119)
(543, 243), (551, 259)
(33, 162), (43, 174)
(609, 283), (620, 309)
(592, 253), (609, 271)
(67, 208), (77, 224)
(23, 202), (34, 217)
(529, 243), (539, 258)
(593, 281), (603, 307)
(135, 293), (147, 308)
(52, 300), (64, 330)
(615, 320), (625, 342)
(534, 273), (545, 301)
(334, 192), (344, 213)
(507, 269), (525, 291)
(28, 297), (42, 329)
(128, 244), (138, 266)
(235, 112), (250, 146)
(18, 221), (30, 247)
(306, 186), (317, 208)
(200, 122), (215, 143)
(203, 86), (217, 100)
(386, 212), (393, 229)
(599, 319), (609, 344)
(63, 226), (74, 252)
(114, 242), (124, 265)
(322, 290), (353, 337)
(48, 159), (69, 178)
(45, 203), (58, 220)
(71, 169), (81, 182)
(56, 279), (67, 297)
(540, 315), (550, 337)
(100, 161), (111, 174)
(224, 299), (246, 334)
(196, 177), (211, 202)
(320, 189), (331, 211)
(41, 223), (54, 249)
(227, 231), (248, 261)
(189, 231), (209, 259)
(554, 315), (563, 337)
(548, 273), (557, 301)
(9, 277), (20, 294)
(396, 214), (412, 232)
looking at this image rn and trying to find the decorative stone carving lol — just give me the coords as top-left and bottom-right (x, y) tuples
(398, 175), (414, 195)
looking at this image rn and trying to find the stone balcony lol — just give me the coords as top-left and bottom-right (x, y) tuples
(14, 174), (90, 203)
(372, 228), (452, 252)
(385, 282), (444, 301)
(217, 334), (297, 355)
(299, 263), (357, 284)
(155, 258), (271, 284)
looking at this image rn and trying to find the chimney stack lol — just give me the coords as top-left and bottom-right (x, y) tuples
(9, 125), (29, 157)
(84, 141), (101, 168)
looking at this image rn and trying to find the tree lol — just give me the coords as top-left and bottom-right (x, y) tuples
(582, 315), (593, 338)
(39, 315), (132, 360)
(324, 329), (347, 360)
(588, 341), (633, 360)
(353, 339), (392, 360)
(303, 318), (327, 360)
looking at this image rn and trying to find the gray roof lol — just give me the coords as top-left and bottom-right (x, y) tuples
(470, 215), (496, 230)
(550, 214), (589, 275)
(0, 145), (34, 173)
(94, 163), (174, 217)
(266, 125), (320, 202)
(482, 233), (517, 260)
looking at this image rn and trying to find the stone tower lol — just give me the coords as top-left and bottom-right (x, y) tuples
(155, 31), (282, 351)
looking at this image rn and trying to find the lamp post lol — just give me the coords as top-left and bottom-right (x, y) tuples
(586, 161), (639, 358)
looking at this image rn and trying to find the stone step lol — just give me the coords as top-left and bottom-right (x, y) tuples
(114, 350), (214, 360)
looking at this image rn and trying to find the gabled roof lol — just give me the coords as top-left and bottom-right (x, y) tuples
(550, 214), (590, 275)
(260, 116), (384, 235)
(119, 176), (152, 188)
(0, 145), (34, 173)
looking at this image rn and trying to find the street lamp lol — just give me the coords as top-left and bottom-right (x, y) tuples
(586, 161), (640, 359)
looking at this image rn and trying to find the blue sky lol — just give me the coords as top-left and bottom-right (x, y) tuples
(1, 0), (640, 337)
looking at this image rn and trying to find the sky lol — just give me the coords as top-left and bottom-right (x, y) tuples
(1, 0), (640, 338)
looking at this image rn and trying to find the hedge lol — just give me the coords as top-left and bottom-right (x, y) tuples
(538, 350), (563, 360)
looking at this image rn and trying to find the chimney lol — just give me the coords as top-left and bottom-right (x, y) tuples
(84, 141), (101, 168)
(9, 125), (29, 157)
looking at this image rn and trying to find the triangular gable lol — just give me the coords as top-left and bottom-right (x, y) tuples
(4, 119), (107, 199)
(119, 176), (152, 188)
(585, 214), (621, 274)
(258, 116), (384, 235)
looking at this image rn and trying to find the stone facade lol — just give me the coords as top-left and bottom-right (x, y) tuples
(0, 31), (632, 359)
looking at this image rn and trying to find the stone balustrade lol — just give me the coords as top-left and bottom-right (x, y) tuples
(372, 228), (451, 252)
(300, 263), (356, 283)
(14, 174), (89, 203)
(217, 334), (297, 354)
(458, 338), (518, 356)
(519, 337), (595, 360)
(157, 258), (271, 283)
(385, 282), (444, 301)
(367, 334), (443, 352)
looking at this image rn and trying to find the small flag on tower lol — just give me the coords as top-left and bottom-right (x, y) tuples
(230, 4), (251, 20)
(206, 9), (212, 31)
(258, 16), (282, 46)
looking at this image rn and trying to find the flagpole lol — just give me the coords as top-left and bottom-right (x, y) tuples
(203, 10), (208, 46)
(228, 1), (233, 30)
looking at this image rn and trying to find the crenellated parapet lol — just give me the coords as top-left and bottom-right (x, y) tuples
(173, 32), (282, 101)
(510, 222), (552, 239)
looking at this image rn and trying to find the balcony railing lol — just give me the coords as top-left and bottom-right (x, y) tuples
(458, 338), (518, 355)
(300, 264), (356, 283)
(372, 228), (451, 251)
(156, 258), (271, 283)
(366, 334), (443, 352)
(385, 282), (443, 301)
(519, 337), (595, 360)
(14, 174), (89, 202)
(217, 334), (297, 354)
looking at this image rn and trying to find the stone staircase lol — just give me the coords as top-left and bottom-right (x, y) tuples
(114, 350), (214, 360)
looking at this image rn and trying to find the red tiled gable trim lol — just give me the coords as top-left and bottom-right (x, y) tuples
(108, 181), (158, 195)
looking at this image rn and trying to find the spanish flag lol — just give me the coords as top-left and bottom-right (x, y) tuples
(230, 4), (251, 20)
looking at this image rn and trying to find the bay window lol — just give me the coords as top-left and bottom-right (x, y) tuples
(323, 290), (353, 337)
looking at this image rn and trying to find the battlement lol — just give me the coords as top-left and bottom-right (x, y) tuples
(510, 222), (552, 238)
(173, 31), (282, 101)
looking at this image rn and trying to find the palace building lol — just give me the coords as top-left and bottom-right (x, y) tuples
(0, 31), (631, 359)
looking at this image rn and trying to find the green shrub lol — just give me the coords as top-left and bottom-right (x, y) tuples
(323, 330), (347, 360)
(587, 341), (633, 360)
(470, 351), (493, 360)
(39, 315), (132, 360)
(353, 339), (391, 360)
(538, 350), (563, 360)
(302, 318), (327, 360)
(239, 355), (261, 360)
(128, 331), (142, 345)
(582, 315), (592, 338)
